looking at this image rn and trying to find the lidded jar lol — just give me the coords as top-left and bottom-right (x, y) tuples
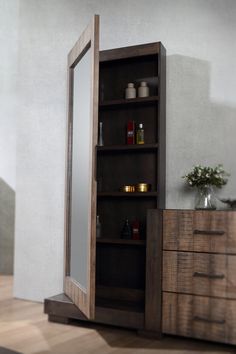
(125, 83), (136, 99)
(138, 81), (149, 98)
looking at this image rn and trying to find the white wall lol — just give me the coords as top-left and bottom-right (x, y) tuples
(0, 0), (19, 190)
(13, 0), (236, 301)
(0, 0), (19, 274)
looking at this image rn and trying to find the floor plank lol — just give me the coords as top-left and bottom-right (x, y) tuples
(0, 276), (235, 354)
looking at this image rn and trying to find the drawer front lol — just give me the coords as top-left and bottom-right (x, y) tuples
(162, 292), (236, 344)
(163, 210), (236, 254)
(163, 251), (236, 299)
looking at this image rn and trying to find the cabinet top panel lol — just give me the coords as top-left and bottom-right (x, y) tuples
(100, 42), (165, 62)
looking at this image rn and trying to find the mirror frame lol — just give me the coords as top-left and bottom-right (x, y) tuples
(64, 15), (99, 319)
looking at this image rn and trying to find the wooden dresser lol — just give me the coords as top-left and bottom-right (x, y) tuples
(162, 210), (236, 345)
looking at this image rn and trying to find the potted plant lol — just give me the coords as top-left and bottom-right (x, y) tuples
(182, 164), (229, 210)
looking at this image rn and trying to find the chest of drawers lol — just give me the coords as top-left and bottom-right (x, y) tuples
(162, 210), (236, 345)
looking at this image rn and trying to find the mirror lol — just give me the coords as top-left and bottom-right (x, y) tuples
(70, 45), (92, 291)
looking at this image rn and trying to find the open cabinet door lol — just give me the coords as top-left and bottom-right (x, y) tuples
(64, 15), (99, 319)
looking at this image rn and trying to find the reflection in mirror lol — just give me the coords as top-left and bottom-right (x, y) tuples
(70, 46), (91, 291)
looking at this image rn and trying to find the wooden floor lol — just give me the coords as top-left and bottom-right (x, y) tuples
(0, 276), (235, 354)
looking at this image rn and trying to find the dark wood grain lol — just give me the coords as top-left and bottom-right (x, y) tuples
(97, 143), (158, 152)
(64, 14), (99, 319)
(99, 104), (157, 146)
(96, 238), (146, 246)
(97, 192), (158, 198)
(163, 250), (236, 299)
(162, 209), (236, 345)
(100, 42), (160, 62)
(163, 210), (236, 254)
(157, 43), (166, 209)
(96, 243), (146, 290)
(97, 198), (156, 240)
(96, 285), (144, 303)
(99, 55), (158, 101)
(99, 96), (158, 107)
(144, 209), (163, 336)
(45, 294), (144, 329)
(162, 292), (236, 345)
(48, 40), (166, 336)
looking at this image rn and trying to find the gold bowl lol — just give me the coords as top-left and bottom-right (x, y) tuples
(136, 183), (150, 192)
(121, 185), (136, 193)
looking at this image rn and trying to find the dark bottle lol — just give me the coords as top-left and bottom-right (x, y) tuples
(121, 219), (132, 239)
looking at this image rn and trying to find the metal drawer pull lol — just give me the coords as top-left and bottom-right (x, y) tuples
(194, 316), (225, 325)
(194, 229), (225, 236)
(193, 271), (225, 279)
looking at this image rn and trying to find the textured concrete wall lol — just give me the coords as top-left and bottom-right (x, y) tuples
(0, 0), (18, 190)
(0, 0), (19, 274)
(0, 179), (15, 274)
(13, 0), (236, 301)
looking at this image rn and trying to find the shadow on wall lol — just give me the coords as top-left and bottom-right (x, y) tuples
(0, 178), (15, 275)
(166, 54), (236, 209)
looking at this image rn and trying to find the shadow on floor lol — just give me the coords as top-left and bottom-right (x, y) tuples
(0, 348), (22, 354)
(36, 321), (236, 353)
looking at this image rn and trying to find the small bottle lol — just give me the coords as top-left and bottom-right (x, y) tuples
(121, 219), (132, 239)
(138, 81), (149, 98)
(127, 121), (135, 145)
(96, 215), (101, 238)
(136, 123), (144, 144)
(125, 83), (136, 99)
(98, 122), (104, 146)
(132, 220), (140, 240)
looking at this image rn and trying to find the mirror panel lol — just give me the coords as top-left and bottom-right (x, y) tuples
(70, 46), (92, 291)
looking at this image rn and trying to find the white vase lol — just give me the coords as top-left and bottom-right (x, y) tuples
(125, 83), (136, 99)
(138, 81), (149, 97)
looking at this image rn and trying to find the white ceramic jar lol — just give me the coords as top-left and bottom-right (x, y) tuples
(125, 83), (136, 99)
(138, 81), (149, 98)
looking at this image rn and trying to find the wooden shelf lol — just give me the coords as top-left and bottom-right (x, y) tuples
(97, 192), (158, 198)
(96, 238), (146, 246)
(95, 296), (144, 313)
(97, 143), (158, 152)
(99, 96), (158, 108)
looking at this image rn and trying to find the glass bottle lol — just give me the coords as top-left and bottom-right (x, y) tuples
(121, 219), (132, 239)
(98, 122), (104, 146)
(136, 123), (144, 144)
(96, 215), (101, 238)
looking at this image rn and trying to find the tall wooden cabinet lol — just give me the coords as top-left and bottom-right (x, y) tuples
(44, 15), (166, 337)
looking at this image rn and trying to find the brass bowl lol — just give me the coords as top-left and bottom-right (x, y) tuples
(136, 183), (150, 192)
(121, 185), (136, 193)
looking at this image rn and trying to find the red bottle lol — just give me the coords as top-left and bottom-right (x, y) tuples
(132, 220), (140, 240)
(127, 121), (135, 145)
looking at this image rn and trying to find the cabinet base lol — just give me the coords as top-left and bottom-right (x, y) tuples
(48, 314), (70, 324)
(44, 293), (144, 330)
(44, 293), (161, 339)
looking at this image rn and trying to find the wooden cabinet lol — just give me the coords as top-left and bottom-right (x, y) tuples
(44, 15), (166, 337)
(163, 209), (236, 345)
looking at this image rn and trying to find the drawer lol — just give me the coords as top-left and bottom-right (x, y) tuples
(163, 210), (236, 254)
(163, 251), (236, 299)
(162, 292), (236, 344)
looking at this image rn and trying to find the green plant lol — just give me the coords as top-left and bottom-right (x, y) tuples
(183, 164), (229, 188)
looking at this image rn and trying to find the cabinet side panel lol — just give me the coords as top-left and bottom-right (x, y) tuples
(145, 209), (162, 334)
(157, 44), (166, 209)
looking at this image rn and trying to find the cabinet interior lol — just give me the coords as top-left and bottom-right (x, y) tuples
(96, 52), (160, 313)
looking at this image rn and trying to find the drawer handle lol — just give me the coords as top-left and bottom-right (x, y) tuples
(194, 316), (225, 325)
(193, 229), (225, 236)
(193, 271), (225, 279)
